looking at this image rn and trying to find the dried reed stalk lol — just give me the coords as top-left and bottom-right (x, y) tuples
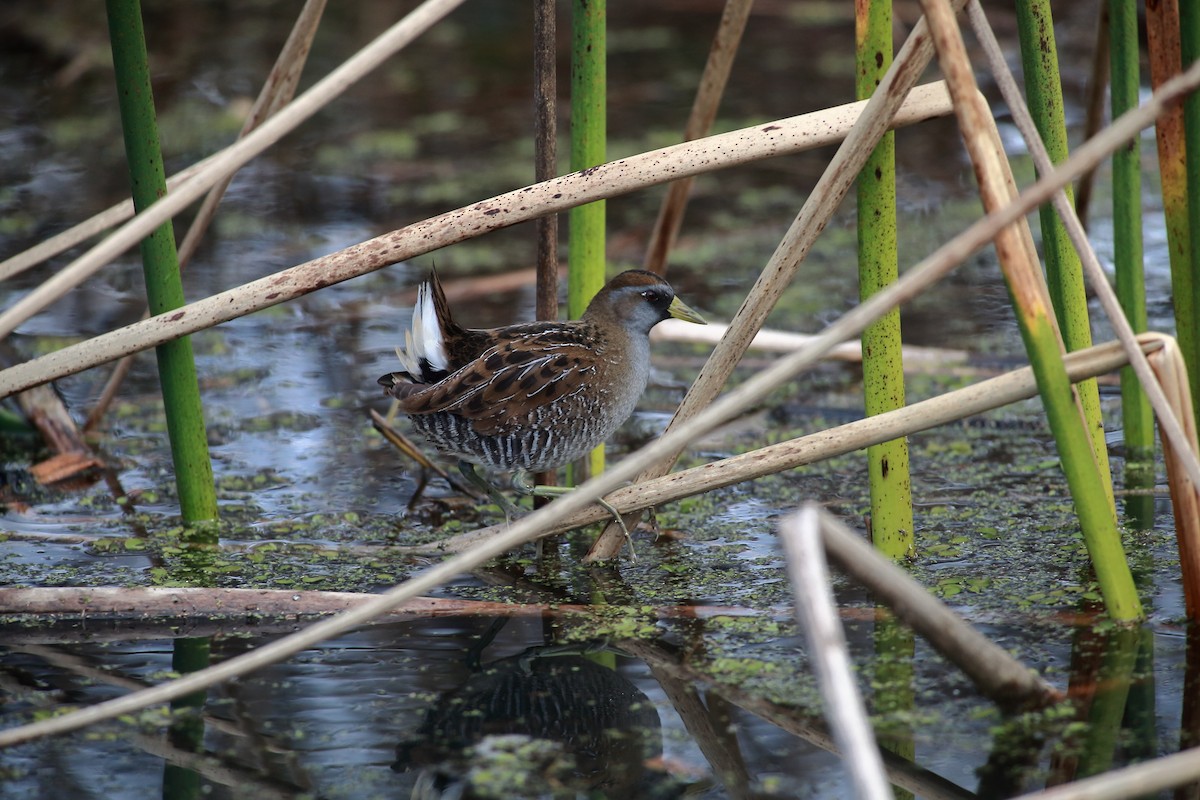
(643, 0), (753, 275)
(1146, 338), (1200, 618)
(780, 506), (892, 799)
(806, 505), (1059, 708)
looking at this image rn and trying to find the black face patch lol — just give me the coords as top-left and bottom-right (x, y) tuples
(633, 286), (674, 319)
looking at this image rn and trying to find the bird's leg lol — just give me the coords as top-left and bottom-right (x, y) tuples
(511, 471), (635, 560)
(457, 461), (520, 524)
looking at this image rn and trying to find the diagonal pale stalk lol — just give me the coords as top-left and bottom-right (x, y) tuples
(856, 0), (914, 560)
(642, 0), (753, 275)
(0, 157), (214, 284)
(85, 0), (328, 434)
(586, 0), (969, 560)
(1146, 0), (1197, 427)
(1108, 0), (1155, 521)
(1015, 0), (1114, 510)
(807, 506), (1059, 708)
(0, 0), (469, 342)
(922, 0), (1139, 620)
(567, 0), (607, 482)
(0, 85), (955, 398)
(106, 0), (217, 526)
(1182, 1), (1200, 425)
(2, 62), (1195, 744)
(779, 507), (892, 800)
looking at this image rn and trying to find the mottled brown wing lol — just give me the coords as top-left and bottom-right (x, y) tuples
(396, 335), (597, 437)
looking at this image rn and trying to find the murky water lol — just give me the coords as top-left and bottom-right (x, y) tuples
(2, 1), (1196, 798)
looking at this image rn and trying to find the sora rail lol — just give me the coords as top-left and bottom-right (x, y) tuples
(378, 270), (705, 512)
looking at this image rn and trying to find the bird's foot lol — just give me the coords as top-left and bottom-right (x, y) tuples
(457, 461), (520, 525)
(512, 472), (635, 561)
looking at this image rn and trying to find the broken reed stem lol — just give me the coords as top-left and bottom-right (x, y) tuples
(642, 0), (753, 275)
(424, 337), (1162, 556)
(0, 587), (595, 619)
(780, 506), (892, 799)
(650, 317), (969, 369)
(0, 84), (955, 398)
(1008, 746), (1200, 800)
(587, 0), (967, 559)
(807, 505), (1060, 709)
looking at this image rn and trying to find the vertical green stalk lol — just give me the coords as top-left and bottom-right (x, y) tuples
(1075, 627), (1140, 778)
(163, 636), (211, 798)
(872, 617), (914, 799)
(856, 0), (913, 560)
(1109, 0), (1155, 525)
(570, 0), (606, 479)
(1181, 0), (1200, 426)
(106, 0), (217, 526)
(1021, 316), (1142, 620)
(1016, 0), (1114, 510)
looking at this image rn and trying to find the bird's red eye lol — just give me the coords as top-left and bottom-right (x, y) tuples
(642, 290), (657, 300)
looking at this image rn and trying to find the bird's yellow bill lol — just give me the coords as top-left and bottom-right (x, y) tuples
(668, 296), (707, 325)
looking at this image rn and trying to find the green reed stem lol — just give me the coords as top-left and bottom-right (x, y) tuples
(1020, 314), (1142, 619)
(1108, 0), (1155, 522)
(856, 0), (913, 559)
(1181, 0), (1200, 424)
(106, 0), (217, 525)
(569, 0), (607, 479)
(1016, 0), (1114, 511)
(163, 636), (211, 797)
(1075, 626), (1140, 777)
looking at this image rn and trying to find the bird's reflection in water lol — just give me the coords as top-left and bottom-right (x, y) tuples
(394, 626), (681, 799)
